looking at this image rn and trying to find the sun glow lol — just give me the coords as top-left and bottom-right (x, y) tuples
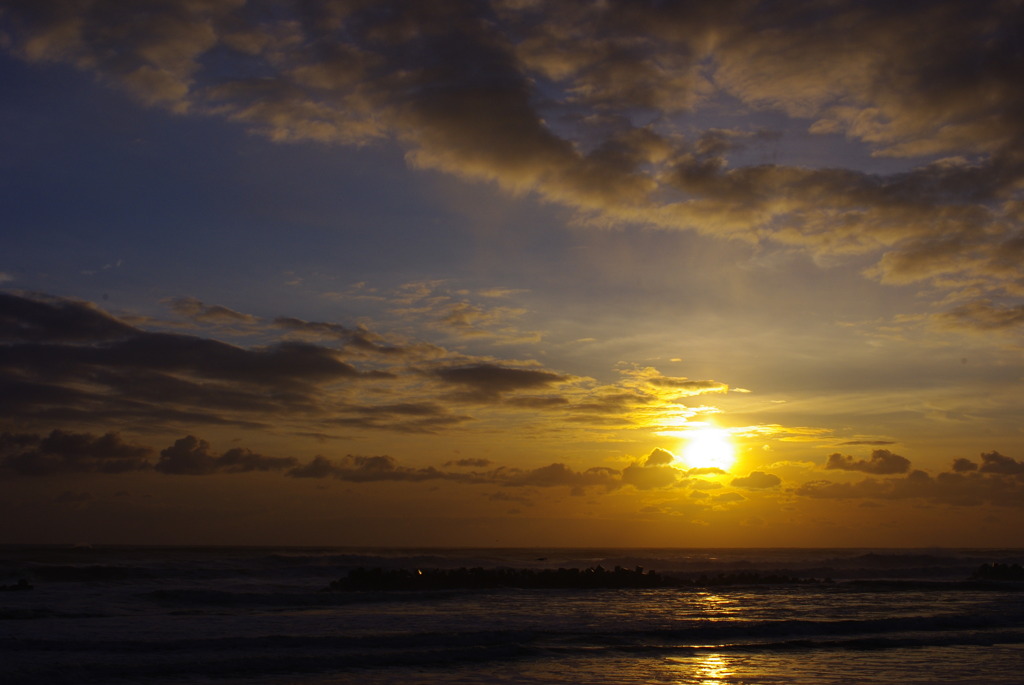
(681, 427), (736, 471)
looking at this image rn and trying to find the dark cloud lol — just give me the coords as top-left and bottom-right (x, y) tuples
(0, 293), (597, 438)
(0, 431), (39, 452)
(432, 363), (567, 401)
(331, 403), (473, 434)
(98, 335), (363, 386)
(503, 396), (571, 409)
(282, 447), (691, 494)
(952, 457), (979, 473)
(503, 463), (621, 490)
(619, 449), (683, 490)
(0, 291), (136, 343)
(286, 453), (451, 483)
(286, 455), (337, 479)
(825, 449), (911, 475)
(978, 451), (1024, 476)
(797, 455), (1024, 507)
(0, 426), (730, 500)
(1, 294), (361, 386)
(156, 436), (297, 475)
(0, 429), (151, 476)
(730, 471), (781, 489)
(4, 1), (1020, 317)
(797, 470), (932, 501)
(445, 458), (492, 468)
(0, 292), (394, 432)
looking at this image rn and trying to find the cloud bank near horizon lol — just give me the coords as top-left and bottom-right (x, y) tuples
(4, 425), (1023, 509)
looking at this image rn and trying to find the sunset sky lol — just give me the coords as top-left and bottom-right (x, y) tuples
(1, 0), (1022, 548)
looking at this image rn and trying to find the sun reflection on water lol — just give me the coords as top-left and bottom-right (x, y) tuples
(694, 653), (732, 683)
(667, 652), (735, 684)
(694, 592), (743, 618)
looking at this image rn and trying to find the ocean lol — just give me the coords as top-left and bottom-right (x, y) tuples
(2, 546), (1023, 684)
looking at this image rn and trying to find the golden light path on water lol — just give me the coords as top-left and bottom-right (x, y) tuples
(664, 652), (735, 684)
(693, 653), (733, 683)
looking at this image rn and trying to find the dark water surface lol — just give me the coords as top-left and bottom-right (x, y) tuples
(2, 546), (1023, 684)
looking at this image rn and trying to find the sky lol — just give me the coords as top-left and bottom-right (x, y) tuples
(1, 0), (1022, 548)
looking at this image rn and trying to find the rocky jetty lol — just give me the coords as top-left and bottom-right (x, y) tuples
(324, 566), (819, 591)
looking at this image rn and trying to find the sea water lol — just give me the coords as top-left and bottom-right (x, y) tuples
(2, 546), (1023, 684)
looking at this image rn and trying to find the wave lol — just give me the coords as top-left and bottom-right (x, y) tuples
(6, 610), (1024, 653)
(4, 611), (1024, 685)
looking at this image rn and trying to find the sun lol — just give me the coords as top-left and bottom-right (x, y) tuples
(681, 427), (736, 471)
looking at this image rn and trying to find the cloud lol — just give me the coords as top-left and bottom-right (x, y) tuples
(385, 282), (540, 342)
(285, 456), (336, 479)
(435, 302), (529, 338)
(643, 448), (675, 466)
(952, 458), (979, 473)
(286, 453), (451, 483)
(825, 449), (911, 475)
(619, 449), (684, 490)
(155, 436), (297, 475)
(0, 292), (397, 432)
(0, 292), (724, 440)
(978, 451), (1024, 476)
(0, 429), (151, 476)
(503, 396), (571, 409)
(167, 297), (259, 325)
(621, 366), (730, 397)
(282, 445), (690, 494)
(730, 471), (781, 489)
(796, 470), (931, 500)
(687, 467), (727, 476)
(3, 0), (1020, 320)
(432, 363), (568, 401)
(797, 454), (1024, 507)
(938, 300), (1024, 331)
(0, 291), (137, 343)
(445, 458), (493, 468)
(330, 402), (473, 434)
(503, 463), (620, 490)
(274, 317), (410, 356)
(1, 294), (364, 385)
(839, 440), (897, 446)
(689, 478), (723, 491)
